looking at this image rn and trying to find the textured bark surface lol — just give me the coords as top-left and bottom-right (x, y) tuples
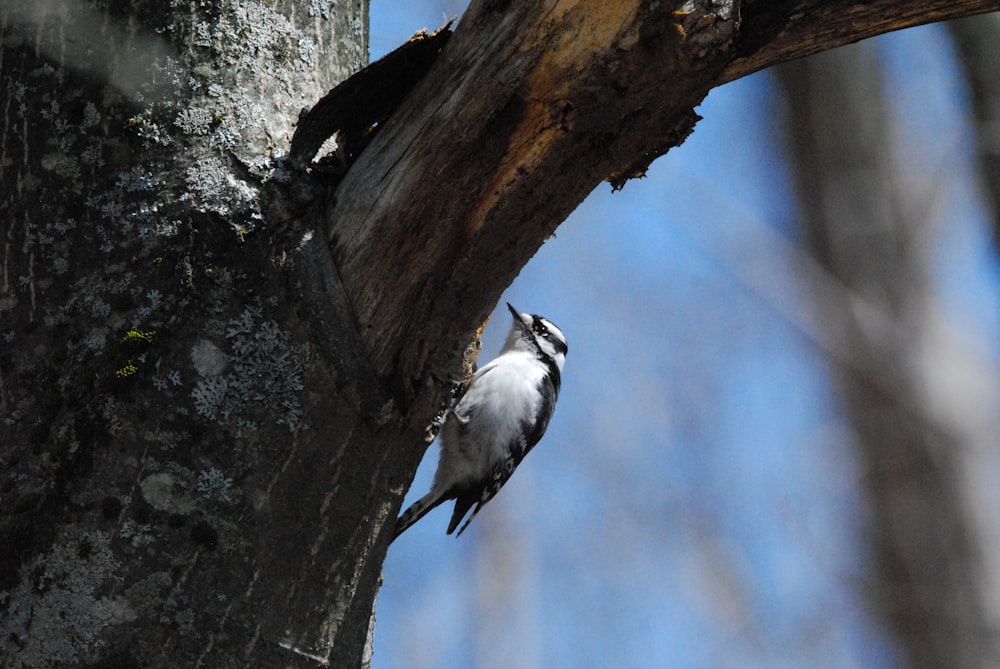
(326, 0), (1000, 393)
(0, 1), (389, 667)
(329, 1), (737, 391)
(4, 0), (1000, 667)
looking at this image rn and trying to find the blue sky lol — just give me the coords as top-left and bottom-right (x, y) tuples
(371, 4), (1000, 668)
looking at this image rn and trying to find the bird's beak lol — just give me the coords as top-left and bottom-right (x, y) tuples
(506, 302), (526, 325)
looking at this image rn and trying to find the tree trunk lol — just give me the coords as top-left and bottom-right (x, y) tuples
(3, 0), (1000, 667)
(0, 1), (395, 666)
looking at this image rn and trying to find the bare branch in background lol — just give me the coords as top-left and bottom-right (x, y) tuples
(949, 14), (1000, 245)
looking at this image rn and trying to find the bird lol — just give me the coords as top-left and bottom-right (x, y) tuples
(393, 303), (568, 540)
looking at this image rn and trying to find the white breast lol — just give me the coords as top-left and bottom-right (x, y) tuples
(432, 350), (546, 490)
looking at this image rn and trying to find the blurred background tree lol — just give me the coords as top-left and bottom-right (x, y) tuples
(381, 5), (1000, 669)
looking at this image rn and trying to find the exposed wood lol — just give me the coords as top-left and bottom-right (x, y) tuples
(329, 0), (737, 394)
(323, 0), (1000, 400)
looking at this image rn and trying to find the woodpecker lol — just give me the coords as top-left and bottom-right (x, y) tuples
(393, 303), (567, 539)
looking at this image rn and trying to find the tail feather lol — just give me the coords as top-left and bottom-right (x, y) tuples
(447, 491), (482, 536)
(392, 491), (447, 541)
(452, 504), (482, 537)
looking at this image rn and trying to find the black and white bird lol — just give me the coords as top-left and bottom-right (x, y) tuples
(393, 303), (568, 539)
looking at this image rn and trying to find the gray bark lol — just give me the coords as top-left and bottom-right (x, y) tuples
(1, 1), (389, 666)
